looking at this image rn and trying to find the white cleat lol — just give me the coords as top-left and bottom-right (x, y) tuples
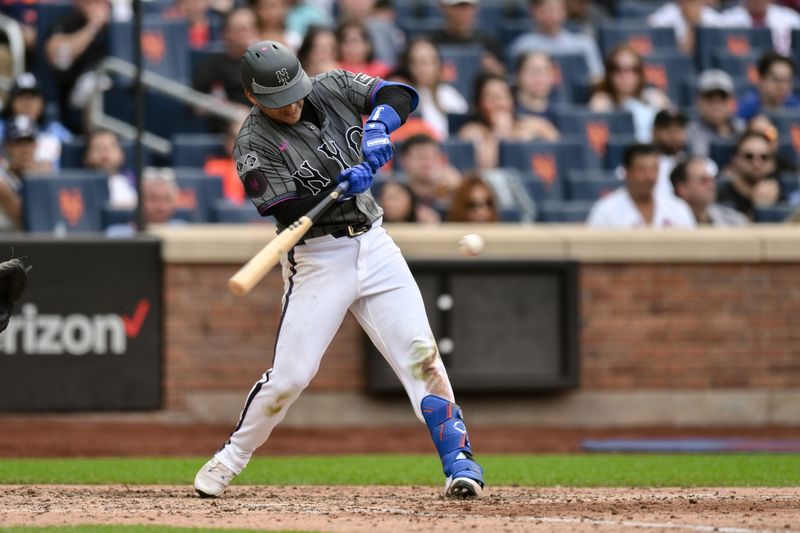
(194, 458), (236, 498)
(444, 476), (484, 499)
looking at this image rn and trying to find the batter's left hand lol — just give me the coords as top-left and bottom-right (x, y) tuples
(337, 162), (374, 197)
(361, 122), (392, 173)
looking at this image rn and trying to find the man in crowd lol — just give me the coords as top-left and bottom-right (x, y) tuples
(586, 143), (695, 228)
(398, 134), (462, 223)
(737, 52), (799, 120)
(651, 108), (688, 198)
(0, 116), (41, 231)
(429, 0), (506, 75)
(685, 69), (746, 158)
(671, 156), (748, 226)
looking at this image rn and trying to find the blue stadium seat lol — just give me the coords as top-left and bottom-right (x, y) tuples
(537, 200), (594, 223)
(171, 134), (227, 167)
(447, 113), (472, 136)
(438, 44), (483, 103)
(615, 0), (664, 19)
(754, 204), (795, 223)
(173, 168), (225, 222)
(61, 138), (153, 169)
(23, 171), (109, 232)
(643, 51), (696, 106)
(566, 170), (622, 201)
(109, 19), (191, 83)
(212, 199), (272, 223)
(499, 140), (585, 201)
(553, 109), (636, 168)
(521, 176), (565, 203)
(779, 173), (800, 197)
(546, 53), (591, 104)
(763, 109), (800, 139)
(695, 27), (773, 71)
(605, 135), (639, 170)
(475, 2), (528, 35)
(712, 51), (761, 88)
(500, 206), (523, 222)
(598, 21), (677, 57)
(794, 29), (800, 82)
(708, 138), (736, 169)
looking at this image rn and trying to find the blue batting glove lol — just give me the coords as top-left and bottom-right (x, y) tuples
(337, 162), (374, 197)
(362, 105), (401, 173)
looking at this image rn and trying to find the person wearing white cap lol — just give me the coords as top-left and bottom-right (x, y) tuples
(429, 0), (505, 75)
(685, 69), (746, 158)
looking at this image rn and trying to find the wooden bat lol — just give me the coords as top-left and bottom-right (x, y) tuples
(228, 181), (350, 296)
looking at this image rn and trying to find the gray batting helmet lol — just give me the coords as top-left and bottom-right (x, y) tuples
(240, 41), (312, 109)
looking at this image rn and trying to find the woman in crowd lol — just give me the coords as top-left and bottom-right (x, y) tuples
(588, 45), (671, 142)
(459, 72), (559, 170)
(446, 173), (500, 223)
(394, 37), (468, 140)
(377, 180), (418, 223)
(514, 51), (558, 122)
(250, 0), (301, 49)
(336, 19), (391, 79)
(297, 25), (338, 76)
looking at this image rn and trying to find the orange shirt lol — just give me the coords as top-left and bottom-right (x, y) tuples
(204, 157), (244, 204)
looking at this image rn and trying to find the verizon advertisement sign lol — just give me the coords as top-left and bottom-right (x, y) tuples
(0, 237), (161, 410)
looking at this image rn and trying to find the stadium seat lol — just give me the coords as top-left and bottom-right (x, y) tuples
(598, 21), (677, 57)
(566, 170), (622, 201)
(109, 19), (192, 83)
(643, 51), (696, 106)
(212, 199), (272, 224)
(61, 138), (153, 169)
(23, 171), (109, 232)
(615, 0), (664, 19)
(695, 27), (773, 71)
(173, 168), (225, 222)
(794, 29), (800, 82)
(763, 110), (800, 154)
(536, 200), (594, 223)
(605, 135), (639, 170)
(553, 109), (636, 168)
(779, 173), (800, 197)
(708, 138), (736, 169)
(447, 113), (472, 136)
(547, 53), (592, 104)
(754, 204), (795, 223)
(438, 44), (484, 103)
(499, 140), (582, 201)
(475, 1), (528, 35)
(713, 51), (762, 87)
(171, 134), (227, 167)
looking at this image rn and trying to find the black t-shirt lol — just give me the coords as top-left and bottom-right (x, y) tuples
(428, 29), (504, 64)
(717, 177), (787, 220)
(192, 52), (250, 107)
(47, 11), (109, 105)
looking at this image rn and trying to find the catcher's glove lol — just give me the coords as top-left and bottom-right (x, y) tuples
(0, 258), (30, 332)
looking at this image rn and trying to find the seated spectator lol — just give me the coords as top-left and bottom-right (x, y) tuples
(446, 173), (499, 222)
(721, 0), (800, 55)
(83, 129), (137, 208)
(250, 0), (301, 49)
(398, 134), (462, 222)
(564, 0), (608, 38)
(671, 156), (748, 226)
(587, 143), (695, 228)
(141, 167), (183, 225)
(191, 7), (258, 131)
(589, 45), (671, 143)
(748, 113), (798, 173)
(737, 52), (800, 120)
(0, 73), (72, 173)
(394, 37), (468, 140)
(648, 0), (723, 54)
(509, 0), (604, 83)
(514, 52), (558, 122)
(428, 0), (506, 75)
(377, 180), (419, 222)
(164, 0), (214, 49)
(297, 25), (339, 76)
(0, 116), (40, 231)
(686, 69), (746, 158)
(652, 109), (688, 199)
(338, 0), (405, 65)
(459, 72), (559, 170)
(336, 19), (391, 79)
(717, 131), (787, 220)
(204, 119), (246, 205)
(44, 0), (112, 131)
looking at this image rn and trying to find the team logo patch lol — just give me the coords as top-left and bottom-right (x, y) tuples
(276, 68), (290, 85)
(243, 170), (268, 198)
(236, 151), (260, 174)
(353, 73), (373, 86)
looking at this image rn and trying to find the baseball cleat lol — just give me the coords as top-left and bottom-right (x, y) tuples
(194, 458), (236, 498)
(445, 476), (483, 499)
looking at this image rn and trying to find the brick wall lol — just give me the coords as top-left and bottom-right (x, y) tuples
(164, 262), (800, 410)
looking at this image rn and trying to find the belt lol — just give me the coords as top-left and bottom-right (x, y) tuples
(299, 222), (372, 244)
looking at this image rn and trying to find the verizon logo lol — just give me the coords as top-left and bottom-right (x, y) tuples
(0, 299), (150, 356)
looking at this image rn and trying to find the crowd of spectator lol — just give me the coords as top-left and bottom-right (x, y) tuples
(0, 0), (800, 232)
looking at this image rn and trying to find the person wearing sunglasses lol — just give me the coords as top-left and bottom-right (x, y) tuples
(686, 69), (746, 158)
(446, 174), (499, 223)
(717, 131), (787, 220)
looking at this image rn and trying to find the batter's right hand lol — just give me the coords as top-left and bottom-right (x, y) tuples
(337, 162), (373, 196)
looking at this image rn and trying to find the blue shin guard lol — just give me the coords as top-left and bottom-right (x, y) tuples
(421, 395), (484, 494)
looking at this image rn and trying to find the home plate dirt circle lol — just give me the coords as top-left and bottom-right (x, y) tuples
(2, 486), (799, 532)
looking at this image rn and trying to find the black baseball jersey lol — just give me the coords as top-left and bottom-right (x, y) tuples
(234, 70), (384, 235)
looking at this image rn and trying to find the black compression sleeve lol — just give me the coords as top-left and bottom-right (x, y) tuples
(266, 193), (329, 226)
(374, 86), (413, 124)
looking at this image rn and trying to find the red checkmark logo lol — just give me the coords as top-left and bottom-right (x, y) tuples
(122, 299), (151, 338)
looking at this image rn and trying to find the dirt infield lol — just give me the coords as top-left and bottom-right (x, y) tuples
(1, 485), (799, 532)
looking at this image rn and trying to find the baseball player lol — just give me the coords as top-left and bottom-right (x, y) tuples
(194, 41), (484, 499)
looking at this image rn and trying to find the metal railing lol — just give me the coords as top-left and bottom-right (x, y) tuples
(88, 56), (246, 155)
(0, 13), (26, 93)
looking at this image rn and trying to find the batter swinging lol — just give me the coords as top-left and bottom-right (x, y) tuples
(194, 41), (485, 499)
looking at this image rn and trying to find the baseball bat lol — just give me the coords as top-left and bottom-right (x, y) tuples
(228, 181), (350, 296)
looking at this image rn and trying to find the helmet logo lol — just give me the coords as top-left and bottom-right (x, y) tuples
(275, 68), (291, 85)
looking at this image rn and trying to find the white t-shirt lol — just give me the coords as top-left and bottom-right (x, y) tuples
(108, 173), (138, 208)
(417, 84), (468, 140)
(720, 4), (800, 55)
(648, 2), (723, 43)
(586, 186), (696, 228)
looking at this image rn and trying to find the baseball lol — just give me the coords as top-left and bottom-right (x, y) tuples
(458, 233), (485, 257)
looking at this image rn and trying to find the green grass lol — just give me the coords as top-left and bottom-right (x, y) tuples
(0, 525), (310, 533)
(1, 454), (799, 487)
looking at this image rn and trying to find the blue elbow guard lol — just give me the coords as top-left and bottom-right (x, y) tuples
(421, 395), (484, 485)
(366, 104), (401, 134)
